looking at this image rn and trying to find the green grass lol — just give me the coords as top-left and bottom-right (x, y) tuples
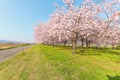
(0, 44), (30, 51)
(0, 46), (18, 51)
(0, 45), (120, 80)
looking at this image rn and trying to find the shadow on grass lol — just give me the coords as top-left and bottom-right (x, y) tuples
(88, 48), (120, 56)
(107, 75), (120, 80)
(48, 45), (120, 56)
(76, 49), (101, 56)
(107, 51), (120, 55)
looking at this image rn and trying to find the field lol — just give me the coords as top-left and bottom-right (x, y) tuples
(0, 45), (120, 80)
(0, 43), (30, 50)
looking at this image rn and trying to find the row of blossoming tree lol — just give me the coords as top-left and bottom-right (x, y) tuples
(34, 0), (120, 53)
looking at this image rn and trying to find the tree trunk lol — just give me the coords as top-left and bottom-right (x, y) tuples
(52, 43), (55, 48)
(85, 40), (89, 47)
(72, 42), (77, 54)
(88, 42), (91, 47)
(81, 40), (84, 48)
(72, 32), (78, 54)
(64, 40), (67, 46)
(112, 44), (115, 49)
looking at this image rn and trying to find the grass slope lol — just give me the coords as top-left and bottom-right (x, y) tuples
(0, 43), (30, 51)
(0, 45), (120, 80)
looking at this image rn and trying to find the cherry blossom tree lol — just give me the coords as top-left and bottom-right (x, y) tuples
(34, 0), (120, 53)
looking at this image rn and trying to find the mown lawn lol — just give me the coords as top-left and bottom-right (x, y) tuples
(0, 45), (120, 80)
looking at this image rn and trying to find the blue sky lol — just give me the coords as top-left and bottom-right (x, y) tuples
(0, 0), (82, 43)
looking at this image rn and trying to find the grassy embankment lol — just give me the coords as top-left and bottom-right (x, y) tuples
(0, 45), (120, 80)
(0, 43), (30, 50)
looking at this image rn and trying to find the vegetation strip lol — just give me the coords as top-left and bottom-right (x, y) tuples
(0, 45), (120, 80)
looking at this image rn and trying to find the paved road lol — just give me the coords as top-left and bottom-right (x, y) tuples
(0, 46), (31, 62)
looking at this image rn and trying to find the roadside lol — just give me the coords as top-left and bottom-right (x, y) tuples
(0, 45), (31, 62)
(0, 43), (30, 51)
